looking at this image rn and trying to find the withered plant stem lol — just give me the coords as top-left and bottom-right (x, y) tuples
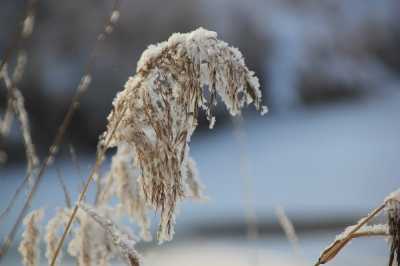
(0, 0), (38, 73)
(49, 105), (127, 266)
(0, 0), (121, 261)
(315, 202), (386, 266)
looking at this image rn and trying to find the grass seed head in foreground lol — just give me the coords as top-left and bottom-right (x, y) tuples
(105, 27), (267, 242)
(17, 27), (266, 266)
(19, 209), (43, 266)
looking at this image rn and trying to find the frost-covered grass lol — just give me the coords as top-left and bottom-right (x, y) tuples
(1, 26), (267, 266)
(1, 1), (400, 266)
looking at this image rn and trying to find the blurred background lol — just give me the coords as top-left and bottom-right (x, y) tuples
(1, 0), (400, 265)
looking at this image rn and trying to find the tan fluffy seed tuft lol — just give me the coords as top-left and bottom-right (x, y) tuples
(18, 209), (44, 266)
(105, 27), (265, 242)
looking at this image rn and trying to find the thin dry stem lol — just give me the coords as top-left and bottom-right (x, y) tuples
(0, 95), (14, 138)
(2, 64), (39, 175)
(232, 115), (259, 243)
(0, 0), (121, 260)
(45, 208), (71, 266)
(55, 164), (72, 208)
(275, 206), (300, 256)
(0, 0), (37, 73)
(49, 105), (127, 266)
(69, 144), (84, 187)
(79, 204), (141, 266)
(315, 202), (386, 266)
(0, 0), (38, 227)
(0, 171), (30, 225)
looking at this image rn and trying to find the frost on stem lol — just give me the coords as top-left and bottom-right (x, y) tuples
(315, 188), (400, 266)
(19, 209), (44, 266)
(1, 64), (39, 177)
(79, 203), (141, 266)
(45, 208), (71, 266)
(68, 207), (117, 266)
(105, 27), (266, 242)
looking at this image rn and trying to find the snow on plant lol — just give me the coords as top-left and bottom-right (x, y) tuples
(105, 27), (266, 242)
(315, 188), (400, 266)
(15, 27), (267, 266)
(19, 209), (44, 266)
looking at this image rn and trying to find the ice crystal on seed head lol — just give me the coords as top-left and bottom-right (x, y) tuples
(105, 27), (266, 242)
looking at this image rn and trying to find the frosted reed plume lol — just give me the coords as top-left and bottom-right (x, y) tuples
(315, 188), (400, 266)
(80, 203), (140, 266)
(183, 156), (204, 199)
(68, 207), (117, 266)
(109, 143), (151, 240)
(106, 27), (266, 242)
(45, 208), (71, 266)
(18, 209), (44, 266)
(11, 27), (265, 266)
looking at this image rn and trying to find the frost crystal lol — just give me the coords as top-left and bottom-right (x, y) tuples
(105, 27), (266, 242)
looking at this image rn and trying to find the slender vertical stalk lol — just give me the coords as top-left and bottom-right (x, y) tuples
(49, 106), (127, 266)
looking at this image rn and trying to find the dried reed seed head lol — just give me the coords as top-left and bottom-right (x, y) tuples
(387, 199), (400, 266)
(105, 27), (266, 242)
(68, 207), (117, 266)
(183, 156), (204, 199)
(111, 143), (151, 241)
(45, 208), (72, 266)
(79, 203), (141, 266)
(19, 209), (44, 266)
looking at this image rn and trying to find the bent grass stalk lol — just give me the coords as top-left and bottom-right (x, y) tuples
(315, 203), (385, 266)
(315, 189), (400, 266)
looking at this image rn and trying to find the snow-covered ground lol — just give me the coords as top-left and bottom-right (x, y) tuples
(1, 90), (399, 265)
